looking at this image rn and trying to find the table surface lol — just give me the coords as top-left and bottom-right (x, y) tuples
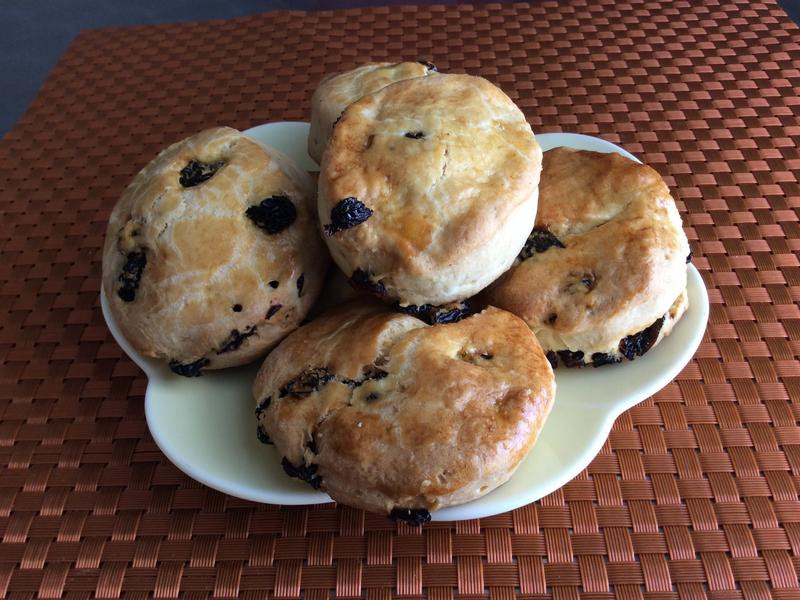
(1, 0), (799, 597)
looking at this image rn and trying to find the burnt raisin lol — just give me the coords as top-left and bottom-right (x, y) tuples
(418, 60), (438, 72)
(325, 197), (373, 235)
(591, 352), (621, 367)
(255, 396), (271, 419)
(246, 195), (297, 234)
(179, 159), (225, 187)
(545, 351), (558, 369)
(389, 507), (431, 525)
(266, 304), (282, 319)
(518, 227), (565, 260)
(279, 368), (336, 398)
(232, 304), (242, 312)
(169, 357), (210, 377)
(405, 131), (425, 139)
(281, 457), (322, 489)
(256, 425), (273, 444)
(217, 326), (257, 354)
(269, 280), (279, 289)
(557, 349), (585, 368)
(397, 300), (473, 325)
(618, 316), (665, 361)
(117, 250), (147, 302)
(686, 251), (693, 263)
(297, 274), (305, 296)
(349, 269), (386, 298)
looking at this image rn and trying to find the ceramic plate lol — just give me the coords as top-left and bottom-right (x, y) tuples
(101, 122), (709, 520)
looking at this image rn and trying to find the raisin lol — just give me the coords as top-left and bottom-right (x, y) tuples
(546, 313), (558, 325)
(266, 304), (282, 319)
(279, 368), (336, 398)
(397, 300), (473, 325)
(591, 352), (621, 367)
(686, 251), (693, 263)
(405, 131), (425, 139)
(117, 250), (147, 302)
(179, 159), (225, 188)
(255, 396), (271, 419)
(281, 457), (322, 489)
(325, 197), (373, 234)
(365, 392), (380, 402)
(618, 316), (665, 361)
(580, 273), (596, 290)
(297, 274), (305, 296)
(418, 60), (438, 72)
(269, 280), (279, 289)
(518, 227), (565, 261)
(169, 357), (210, 377)
(256, 425), (273, 444)
(360, 366), (388, 383)
(557, 349), (585, 368)
(389, 507), (431, 525)
(232, 304), (242, 312)
(246, 195), (297, 234)
(545, 351), (558, 369)
(306, 436), (318, 454)
(217, 326), (257, 354)
(349, 269), (386, 298)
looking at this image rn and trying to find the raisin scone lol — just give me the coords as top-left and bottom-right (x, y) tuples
(319, 73), (542, 307)
(253, 301), (555, 521)
(102, 127), (328, 377)
(483, 147), (691, 368)
(307, 61), (437, 164)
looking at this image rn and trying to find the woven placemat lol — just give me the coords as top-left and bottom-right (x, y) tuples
(1, 0), (799, 597)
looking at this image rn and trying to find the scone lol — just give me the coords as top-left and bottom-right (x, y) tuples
(253, 301), (555, 521)
(102, 127), (328, 376)
(307, 61), (437, 164)
(319, 73), (542, 307)
(483, 147), (691, 367)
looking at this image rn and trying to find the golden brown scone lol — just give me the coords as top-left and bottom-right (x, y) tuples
(318, 73), (542, 307)
(253, 302), (555, 520)
(307, 61), (436, 164)
(483, 148), (690, 367)
(102, 127), (329, 376)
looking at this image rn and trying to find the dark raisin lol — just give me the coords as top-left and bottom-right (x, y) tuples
(256, 425), (273, 444)
(405, 131), (425, 139)
(591, 352), (621, 367)
(686, 252), (693, 263)
(297, 274), (305, 296)
(232, 304), (242, 312)
(279, 368), (336, 398)
(365, 392), (380, 402)
(169, 357), (210, 377)
(557, 349), (585, 368)
(349, 269), (386, 298)
(266, 304), (282, 319)
(397, 300), (473, 325)
(216, 326), (257, 354)
(255, 396), (271, 419)
(269, 280), (279, 289)
(246, 195), (297, 234)
(418, 60), (438, 72)
(389, 507), (431, 525)
(546, 313), (558, 325)
(281, 457), (322, 489)
(179, 159), (225, 188)
(518, 227), (565, 261)
(480, 353), (493, 360)
(618, 316), (665, 361)
(325, 197), (373, 235)
(117, 250), (147, 302)
(545, 351), (558, 369)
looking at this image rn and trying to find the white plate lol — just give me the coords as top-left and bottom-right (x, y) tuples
(101, 123), (709, 521)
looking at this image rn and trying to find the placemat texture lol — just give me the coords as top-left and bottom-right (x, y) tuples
(1, 0), (799, 597)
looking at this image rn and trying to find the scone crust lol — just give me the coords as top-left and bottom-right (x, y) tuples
(308, 61), (434, 164)
(102, 127), (328, 371)
(484, 148), (690, 364)
(319, 73), (542, 306)
(253, 302), (555, 515)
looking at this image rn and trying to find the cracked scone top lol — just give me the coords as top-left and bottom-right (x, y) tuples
(319, 73), (543, 307)
(483, 148), (691, 367)
(307, 61), (437, 164)
(253, 301), (555, 519)
(102, 127), (328, 376)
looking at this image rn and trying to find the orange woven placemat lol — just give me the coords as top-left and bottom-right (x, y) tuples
(1, 0), (799, 597)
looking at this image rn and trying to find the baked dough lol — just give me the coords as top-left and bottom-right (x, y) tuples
(102, 127), (328, 376)
(319, 73), (542, 306)
(483, 147), (690, 367)
(253, 301), (555, 520)
(307, 61), (436, 164)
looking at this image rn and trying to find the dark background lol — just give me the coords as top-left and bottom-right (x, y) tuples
(2, 0), (799, 138)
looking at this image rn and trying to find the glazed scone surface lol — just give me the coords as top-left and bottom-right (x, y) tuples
(102, 127), (328, 375)
(319, 73), (543, 306)
(484, 147), (690, 367)
(253, 302), (555, 517)
(307, 61), (435, 164)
